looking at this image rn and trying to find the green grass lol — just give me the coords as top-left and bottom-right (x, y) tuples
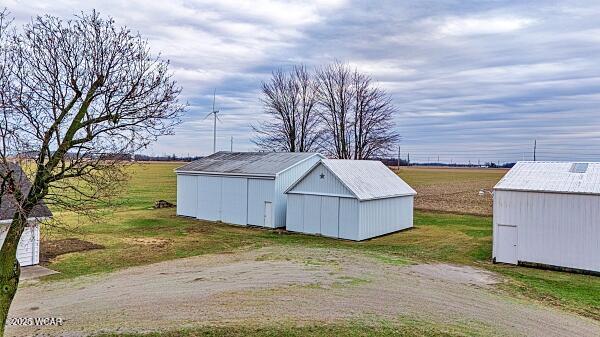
(42, 163), (600, 321)
(96, 317), (502, 337)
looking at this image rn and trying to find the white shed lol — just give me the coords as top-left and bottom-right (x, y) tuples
(0, 163), (52, 266)
(285, 159), (416, 241)
(175, 151), (323, 228)
(493, 161), (600, 274)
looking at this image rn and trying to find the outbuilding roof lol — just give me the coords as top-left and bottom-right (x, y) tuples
(175, 151), (323, 177)
(1, 163), (53, 221)
(494, 161), (600, 195)
(287, 159), (416, 200)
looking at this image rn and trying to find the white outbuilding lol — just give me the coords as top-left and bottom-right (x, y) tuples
(493, 161), (600, 274)
(175, 151), (323, 228)
(285, 159), (416, 241)
(0, 163), (52, 266)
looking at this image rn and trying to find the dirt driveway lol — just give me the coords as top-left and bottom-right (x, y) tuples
(7, 246), (600, 337)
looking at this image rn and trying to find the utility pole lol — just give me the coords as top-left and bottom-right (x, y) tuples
(397, 145), (401, 169)
(230, 136), (233, 152)
(407, 153), (410, 166)
(533, 139), (537, 161)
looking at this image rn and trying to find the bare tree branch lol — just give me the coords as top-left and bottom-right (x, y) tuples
(315, 61), (399, 159)
(0, 10), (184, 331)
(252, 65), (322, 152)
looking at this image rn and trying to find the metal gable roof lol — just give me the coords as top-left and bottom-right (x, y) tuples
(175, 151), (322, 177)
(291, 159), (416, 201)
(494, 161), (600, 195)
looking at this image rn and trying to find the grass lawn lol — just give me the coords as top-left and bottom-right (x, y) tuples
(42, 163), (600, 322)
(97, 318), (501, 337)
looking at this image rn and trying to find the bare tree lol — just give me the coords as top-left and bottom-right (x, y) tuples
(315, 61), (354, 158)
(252, 65), (321, 152)
(0, 11), (183, 332)
(350, 69), (399, 159)
(316, 61), (399, 159)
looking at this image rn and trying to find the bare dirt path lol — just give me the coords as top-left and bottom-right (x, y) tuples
(7, 246), (600, 337)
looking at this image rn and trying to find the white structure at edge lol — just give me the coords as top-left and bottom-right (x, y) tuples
(493, 161), (600, 273)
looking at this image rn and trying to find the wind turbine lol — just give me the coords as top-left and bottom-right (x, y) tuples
(206, 89), (220, 154)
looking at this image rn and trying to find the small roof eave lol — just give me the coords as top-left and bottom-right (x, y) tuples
(175, 170), (275, 179)
(493, 187), (600, 196)
(275, 153), (325, 176)
(0, 216), (52, 225)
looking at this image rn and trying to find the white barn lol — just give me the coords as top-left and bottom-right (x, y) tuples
(285, 159), (416, 241)
(175, 152), (323, 228)
(493, 161), (600, 274)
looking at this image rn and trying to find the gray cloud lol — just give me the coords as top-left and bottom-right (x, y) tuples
(6, 0), (600, 162)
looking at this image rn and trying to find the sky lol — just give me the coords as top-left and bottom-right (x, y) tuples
(6, 0), (600, 163)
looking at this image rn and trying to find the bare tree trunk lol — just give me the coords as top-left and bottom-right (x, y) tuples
(0, 215), (26, 335)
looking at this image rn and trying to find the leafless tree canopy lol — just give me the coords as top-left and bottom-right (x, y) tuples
(0, 10), (183, 330)
(253, 62), (399, 158)
(316, 62), (399, 159)
(1, 11), (183, 211)
(252, 65), (321, 152)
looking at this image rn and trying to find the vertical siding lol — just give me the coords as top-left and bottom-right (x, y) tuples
(220, 177), (248, 225)
(197, 175), (222, 221)
(287, 163), (354, 197)
(494, 190), (600, 272)
(302, 195), (322, 234)
(247, 178), (275, 226)
(176, 174), (197, 217)
(274, 155), (322, 228)
(0, 222), (39, 266)
(358, 196), (413, 241)
(338, 198), (360, 240)
(286, 194), (304, 232)
(320, 196), (340, 237)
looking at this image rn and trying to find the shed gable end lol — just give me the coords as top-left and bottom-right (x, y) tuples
(287, 163), (354, 198)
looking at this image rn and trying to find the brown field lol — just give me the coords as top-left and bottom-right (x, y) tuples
(396, 166), (508, 216)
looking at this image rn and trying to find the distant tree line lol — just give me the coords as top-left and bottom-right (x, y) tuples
(133, 154), (202, 162)
(252, 62), (399, 159)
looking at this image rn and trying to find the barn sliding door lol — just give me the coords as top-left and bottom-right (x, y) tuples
(197, 176), (222, 221)
(300, 195), (340, 237)
(176, 175), (197, 217)
(220, 177), (248, 225)
(303, 195), (321, 234)
(320, 196), (339, 237)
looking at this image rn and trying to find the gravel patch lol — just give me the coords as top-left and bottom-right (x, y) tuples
(7, 246), (599, 337)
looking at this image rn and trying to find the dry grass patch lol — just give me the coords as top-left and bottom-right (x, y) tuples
(396, 167), (506, 216)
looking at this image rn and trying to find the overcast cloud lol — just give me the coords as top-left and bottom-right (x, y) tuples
(6, 0), (600, 163)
